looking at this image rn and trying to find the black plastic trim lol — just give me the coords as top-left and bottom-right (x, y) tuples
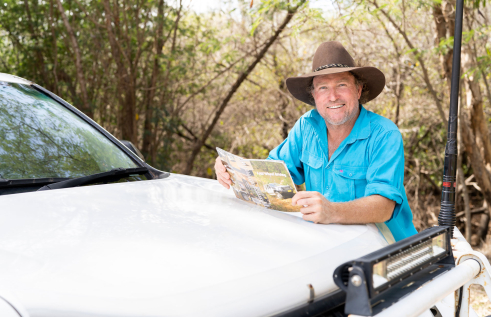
(37, 167), (150, 191)
(0, 178), (70, 188)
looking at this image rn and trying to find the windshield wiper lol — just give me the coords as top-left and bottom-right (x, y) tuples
(37, 167), (149, 191)
(0, 178), (71, 188)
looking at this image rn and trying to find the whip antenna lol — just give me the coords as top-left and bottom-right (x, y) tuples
(438, 0), (464, 237)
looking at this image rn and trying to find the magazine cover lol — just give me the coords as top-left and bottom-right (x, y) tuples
(216, 148), (301, 212)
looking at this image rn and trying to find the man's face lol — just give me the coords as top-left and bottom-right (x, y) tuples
(312, 72), (362, 126)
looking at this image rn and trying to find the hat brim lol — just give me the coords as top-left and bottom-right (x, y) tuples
(285, 67), (385, 106)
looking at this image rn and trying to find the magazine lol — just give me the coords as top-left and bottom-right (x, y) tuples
(216, 147), (301, 212)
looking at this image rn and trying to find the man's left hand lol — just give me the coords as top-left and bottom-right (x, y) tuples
(292, 191), (336, 224)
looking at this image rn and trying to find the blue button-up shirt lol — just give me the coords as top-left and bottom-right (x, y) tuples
(268, 105), (417, 241)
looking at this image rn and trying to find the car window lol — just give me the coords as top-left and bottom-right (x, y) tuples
(0, 82), (139, 180)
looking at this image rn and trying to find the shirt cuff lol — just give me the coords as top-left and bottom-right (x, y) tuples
(365, 182), (403, 205)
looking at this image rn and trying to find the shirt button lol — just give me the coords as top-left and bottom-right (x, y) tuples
(349, 173), (352, 176)
(326, 186), (329, 190)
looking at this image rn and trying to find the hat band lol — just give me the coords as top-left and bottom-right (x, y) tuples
(314, 63), (350, 72)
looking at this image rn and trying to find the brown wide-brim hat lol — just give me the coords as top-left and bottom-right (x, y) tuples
(286, 41), (385, 106)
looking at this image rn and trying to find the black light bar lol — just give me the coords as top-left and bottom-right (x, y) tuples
(333, 226), (454, 316)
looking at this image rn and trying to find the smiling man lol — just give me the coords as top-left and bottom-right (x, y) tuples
(215, 41), (417, 241)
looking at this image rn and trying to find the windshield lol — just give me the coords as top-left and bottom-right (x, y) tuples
(0, 82), (138, 180)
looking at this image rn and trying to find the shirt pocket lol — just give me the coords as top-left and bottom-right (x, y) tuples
(332, 165), (368, 201)
(300, 151), (324, 191)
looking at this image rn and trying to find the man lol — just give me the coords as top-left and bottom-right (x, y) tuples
(215, 41), (417, 242)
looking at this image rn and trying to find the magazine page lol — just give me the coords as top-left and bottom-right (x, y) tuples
(248, 160), (301, 212)
(216, 147), (301, 212)
(216, 147), (256, 202)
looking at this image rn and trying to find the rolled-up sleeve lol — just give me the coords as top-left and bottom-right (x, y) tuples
(365, 130), (405, 218)
(267, 120), (305, 185)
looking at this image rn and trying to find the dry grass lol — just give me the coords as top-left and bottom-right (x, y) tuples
(471, 284), (491, 316)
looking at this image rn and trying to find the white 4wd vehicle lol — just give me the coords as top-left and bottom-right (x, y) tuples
(0, 70), (490, 316)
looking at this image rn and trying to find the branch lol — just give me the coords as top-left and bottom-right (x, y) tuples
(183, 1), (307, 174)
(371, 0), (447, 129)
(175, 127), (214, 151)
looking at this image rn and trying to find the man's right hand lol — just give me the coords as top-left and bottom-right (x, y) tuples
(215, 156), (232, 189)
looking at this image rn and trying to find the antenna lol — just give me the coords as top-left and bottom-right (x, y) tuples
(438, 0), (464, 237)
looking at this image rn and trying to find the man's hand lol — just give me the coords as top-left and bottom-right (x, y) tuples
(292, 191), (336, 224)
(214, 157), (232, 189)
(292, 192), (395, 224)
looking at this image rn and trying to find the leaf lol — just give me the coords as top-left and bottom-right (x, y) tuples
(250, 17), (263, 36)
(250, 0), (253, 8)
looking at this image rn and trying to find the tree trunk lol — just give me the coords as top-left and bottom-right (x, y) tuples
(102, 0), (137, 144)
(55, 0), (92, 118)
(462, 46), (491, 165)
(461, 111), (491, 242)
(432, 2), (453, 91)
(24, 0), (50, 88)
(460, 111), (491, 206)
(142, 0), (165, 163)
(49, 0), (59, 96)
(147, 1), (183, 164)
(183, 1), (306, 175)
(477, 201), (490, 244)
(394, 68), (402, 126)
(457, 94), (471, 242)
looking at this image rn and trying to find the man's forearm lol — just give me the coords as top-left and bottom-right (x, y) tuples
(326, 195), (395, 224)
(292, 191), (395, 224)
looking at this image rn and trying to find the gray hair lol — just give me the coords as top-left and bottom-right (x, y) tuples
(307, 71), (370, 105)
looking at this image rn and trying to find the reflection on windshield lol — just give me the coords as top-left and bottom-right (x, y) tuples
(0, 82), (138, 179)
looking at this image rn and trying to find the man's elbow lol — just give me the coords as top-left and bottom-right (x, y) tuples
(383, 201), (396, 222)
(377, 196), (396, 222)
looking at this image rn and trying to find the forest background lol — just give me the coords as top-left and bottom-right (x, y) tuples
(2, 0), (491, 247)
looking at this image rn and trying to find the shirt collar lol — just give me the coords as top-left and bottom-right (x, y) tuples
(305, 110), (329, 160)
(345, 105), (371, 144)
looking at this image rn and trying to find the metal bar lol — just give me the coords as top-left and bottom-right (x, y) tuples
(439, 0), (465, 237)
(374, 259), (480, 317)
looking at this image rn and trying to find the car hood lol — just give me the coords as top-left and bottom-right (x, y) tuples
(0, 174), (388, 317)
